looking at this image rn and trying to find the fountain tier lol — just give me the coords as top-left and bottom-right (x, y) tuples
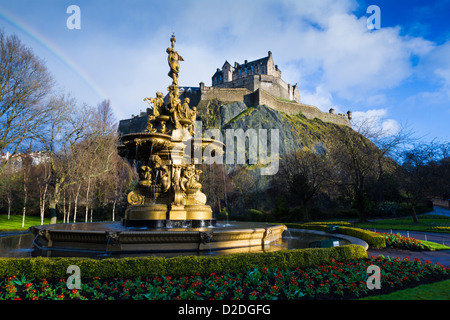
(30, 222), (287, 254)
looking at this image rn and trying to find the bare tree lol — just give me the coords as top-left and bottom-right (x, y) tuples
(400, 140), (450, 222)
(0, 30), (53, 173)
(271, 147), (330, 221)
(32, 94), (89, 223)
(328, 126), (381, 222)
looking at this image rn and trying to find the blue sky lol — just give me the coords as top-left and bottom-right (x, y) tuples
(0, 0), (449, 142)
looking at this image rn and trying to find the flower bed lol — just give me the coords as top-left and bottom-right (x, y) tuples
(379, 233), (428, 251)
(1, 257), (448, 300)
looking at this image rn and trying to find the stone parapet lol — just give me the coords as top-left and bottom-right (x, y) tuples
(248, 88), (351, 127)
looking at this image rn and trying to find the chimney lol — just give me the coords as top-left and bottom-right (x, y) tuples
(268, 51), (272, 57)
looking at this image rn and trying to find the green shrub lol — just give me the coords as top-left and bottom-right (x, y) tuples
(248, 209), (264, 220)
(0, 245), (367, 280)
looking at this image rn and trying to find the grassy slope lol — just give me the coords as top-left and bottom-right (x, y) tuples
(354, 215), (450, 233)
(360, 279), (450, 300)
(0, 215), (49, 231)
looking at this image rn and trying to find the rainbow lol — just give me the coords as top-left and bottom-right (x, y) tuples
(0, 6), (124, 119)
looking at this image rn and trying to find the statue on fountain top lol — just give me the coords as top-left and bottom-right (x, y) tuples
(142, 34), (197, 135)
(167, 33), (183, 87)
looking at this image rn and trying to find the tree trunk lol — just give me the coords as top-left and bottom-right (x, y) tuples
(22, 186), (27, 228)
(49, 183), (60, 224)
(73, 184), (81, 223)
(112, 199), (116, 221)
(85, 178), (91, 223)
(302, 200), (310, 222)
(411, 203), (419, 223)
(355, 191), (368, 222)
(62, 190), (66, 223)
(40, 183), (48, 225)
(67, 194), (72, 224)
(7, 196), (11, 220)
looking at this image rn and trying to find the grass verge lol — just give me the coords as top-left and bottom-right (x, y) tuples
(360, 279), (450, 300)
(0, 215), (49, 232)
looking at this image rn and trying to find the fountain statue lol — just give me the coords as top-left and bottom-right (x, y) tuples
(29, 35), (286, 256)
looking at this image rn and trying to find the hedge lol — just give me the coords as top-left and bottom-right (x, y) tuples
(284, 223), (386, 249)
(0, 245), (367, 280)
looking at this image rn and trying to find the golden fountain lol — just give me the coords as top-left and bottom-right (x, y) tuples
(118, 34), (222, 229)
(30, 35), (286, 256)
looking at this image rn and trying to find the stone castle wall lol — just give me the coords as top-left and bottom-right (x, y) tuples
(200, 87), (252, 103)
(250, 88), (351, 126)
(213, 74), (299, 103)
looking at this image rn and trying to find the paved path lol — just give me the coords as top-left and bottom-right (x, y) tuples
(361, 205), (450, 266)
(365, 228), (450, 246)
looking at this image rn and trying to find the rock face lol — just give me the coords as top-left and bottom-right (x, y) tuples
(196, 100), (335, 156)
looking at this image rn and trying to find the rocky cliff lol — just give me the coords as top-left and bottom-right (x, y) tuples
(196, 99), (344, 156)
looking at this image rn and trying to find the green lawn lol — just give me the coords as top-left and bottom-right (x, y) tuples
(421, 240), (450, 251)
(360, 279), (450, 300)
(0, 215), (49, 231)
(354, 215), (450, 233)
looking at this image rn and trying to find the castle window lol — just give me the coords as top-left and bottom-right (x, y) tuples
(251, 65), (254, 73)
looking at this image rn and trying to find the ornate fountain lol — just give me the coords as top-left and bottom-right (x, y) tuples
(118, 34), (223, 228)
(29, 35), (286, 256)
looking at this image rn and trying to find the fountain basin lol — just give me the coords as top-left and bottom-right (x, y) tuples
(29, 221), (286, 255)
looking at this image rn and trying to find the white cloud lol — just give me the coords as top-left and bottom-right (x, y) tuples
(381, 119), (401, 137)
(300, 85), (338, 112)
(29, 0), (437, 121)
(160, 0), (433, 107)
(351, 109), (400, 138)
